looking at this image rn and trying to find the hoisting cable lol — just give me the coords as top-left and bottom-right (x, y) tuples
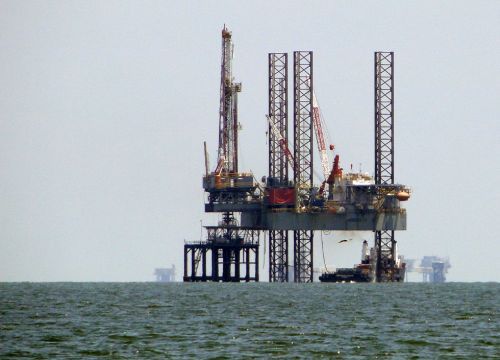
(321, 231), (329, 273)
(262, 231), (267, 269)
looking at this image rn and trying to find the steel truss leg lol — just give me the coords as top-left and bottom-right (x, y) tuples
(269, 230), (289, 282)
(268, 53), (290, 282)
(293, 51), (314, 283)
(294, 230), (313, 283)
(375, 230), (397, 282)
(374, 51), (398, 282)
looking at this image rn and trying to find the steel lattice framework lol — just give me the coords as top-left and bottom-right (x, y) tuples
(375, 52), (394, 184)
(269, 230), (289, 282)
(294, 229), (313, 282)
(217, 27), (240, 174)
(268, 53), (289, 282)
(374, 51), (397, 282)
(293, 51), (314, 283)
(269, 53), (289, 183)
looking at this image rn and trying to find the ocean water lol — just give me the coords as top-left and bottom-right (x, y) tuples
(1, 283), (498, 358)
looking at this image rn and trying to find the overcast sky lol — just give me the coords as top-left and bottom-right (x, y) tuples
(1, 1), (499, 282)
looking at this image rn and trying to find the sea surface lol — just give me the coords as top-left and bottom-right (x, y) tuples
(1, 282), (498, 358)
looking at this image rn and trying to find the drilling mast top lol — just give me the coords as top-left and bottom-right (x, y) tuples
(217, 26), (242, 175)
(203, 27), (256, 208)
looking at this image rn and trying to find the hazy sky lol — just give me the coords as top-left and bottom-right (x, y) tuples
(1, 1), (499, 282)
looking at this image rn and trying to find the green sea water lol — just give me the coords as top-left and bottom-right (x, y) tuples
(1, 282), (498, 358)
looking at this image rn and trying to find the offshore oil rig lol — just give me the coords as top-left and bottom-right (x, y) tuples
(183, 26), (410, 283)
(406, 256), (451, 283)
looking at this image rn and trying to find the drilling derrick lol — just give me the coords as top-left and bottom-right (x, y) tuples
(217, 27), (240, 175)
(184, 27), (259, 282)
(216, 26), (240, 228)
(268, 53), (290, 282)
(293, 51), (314, 283)
(204, 27), (255, 212)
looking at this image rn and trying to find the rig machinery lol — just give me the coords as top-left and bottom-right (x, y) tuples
(183, 27), (410, 283)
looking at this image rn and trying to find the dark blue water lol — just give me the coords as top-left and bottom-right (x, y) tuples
(1, 283), (498, 358)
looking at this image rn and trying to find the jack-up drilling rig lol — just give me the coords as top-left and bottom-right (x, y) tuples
(183, 27), (410, 283)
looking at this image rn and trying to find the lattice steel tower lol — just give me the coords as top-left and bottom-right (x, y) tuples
(293, 51), (314, 283)
(217, 27), (241, 174)
(374, 51), (397, 282)
(268, 53), (290, 282)
(186, 26), (259, 283)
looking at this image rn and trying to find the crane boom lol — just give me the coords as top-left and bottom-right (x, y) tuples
(267, 116), (295, 170)
(268, 114), (324, 183)
(313, 93), (331, 181)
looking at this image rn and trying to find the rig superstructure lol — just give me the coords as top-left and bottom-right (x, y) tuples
(183, 27), (410, 283)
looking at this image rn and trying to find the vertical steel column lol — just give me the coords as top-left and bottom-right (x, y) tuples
(202, 249), (207, 280)
(255, 246), (259, 282)
(246, 248), (250, 282)
(374, 51), (396, 282)
(268, 53), (289, 282)
(222, 248), (230, 282)
(191, 249), (196, 280)
(183, 247), (188, 280)
(212, 248), (218, 280)
(293, 51), (314, 283)
(234, 249), (240, 281)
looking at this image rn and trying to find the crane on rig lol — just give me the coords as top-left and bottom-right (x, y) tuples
(312, 92), (339, 197)
(312, 93), (333, 182)
(267, 115), (295, 171)
(268, 114), (324, 192)
(268, 89), (337, 199)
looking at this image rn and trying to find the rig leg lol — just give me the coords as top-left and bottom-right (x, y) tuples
(202, 248), (207, 281)
(294, 230), (313, 283)
(269, 230), (289, 282)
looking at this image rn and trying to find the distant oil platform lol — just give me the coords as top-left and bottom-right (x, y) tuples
(405, 256), (451, 283)
(154, 265), (176, 282)
(183, 26), (411, 283)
